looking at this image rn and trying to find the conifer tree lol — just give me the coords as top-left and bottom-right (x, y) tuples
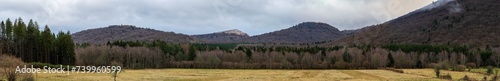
(41, 25), (53, 63)
(188, 45), (197, 61)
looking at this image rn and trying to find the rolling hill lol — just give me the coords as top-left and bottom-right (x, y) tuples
(243, 22), (345, 44)
(72, 25), (194, 44)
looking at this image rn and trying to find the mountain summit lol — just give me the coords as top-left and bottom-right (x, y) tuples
(218, 29), (248, 36)
(191, 29), (250, 43)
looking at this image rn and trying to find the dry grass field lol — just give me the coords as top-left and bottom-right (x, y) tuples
(403, 69), (494, 81)
(17, 69), (493, 81)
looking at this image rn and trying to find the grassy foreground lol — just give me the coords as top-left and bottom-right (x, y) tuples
(30, 69), (493, 81)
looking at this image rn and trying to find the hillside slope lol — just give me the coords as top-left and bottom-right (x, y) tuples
(244, 22), (345, 43)
(333, 0), (500, 46)
(72, 25), (194, 44)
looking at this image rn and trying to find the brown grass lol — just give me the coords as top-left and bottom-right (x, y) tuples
(403, 69), (494, 81)
(32, 69), (465, 81)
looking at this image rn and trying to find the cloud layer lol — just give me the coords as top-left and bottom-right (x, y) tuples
(0, 0), (433, 36)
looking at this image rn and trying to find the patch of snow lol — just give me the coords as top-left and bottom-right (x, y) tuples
(219, 29), (248, 36)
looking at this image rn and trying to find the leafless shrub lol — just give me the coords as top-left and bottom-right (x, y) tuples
(75, 45), (165, 69)
(466, 62), (477, 68)
(385, 68), (404, 73)
(439, 73), (452, 80)
(452, 65), (467, 72)
(438, 60), (450, 70)
(427, 63), (439, 68)
(0, 55), (25, 81)
(460, 75), (476, 81)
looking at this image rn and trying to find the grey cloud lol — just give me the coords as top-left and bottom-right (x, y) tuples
(419, 0), (455, 11)
(0, 0), (433, 36)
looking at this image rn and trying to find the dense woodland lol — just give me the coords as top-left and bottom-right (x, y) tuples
(75, 40), (500, 69)
(0, 18), (75, 65)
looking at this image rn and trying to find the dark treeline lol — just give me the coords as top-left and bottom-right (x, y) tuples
(76, 40), (500, 69)
(0, 18), (75, 65)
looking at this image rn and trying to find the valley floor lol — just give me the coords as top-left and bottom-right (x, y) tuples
(33, 69), (493, 81)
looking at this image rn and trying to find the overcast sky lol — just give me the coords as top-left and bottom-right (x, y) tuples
(0, 0), (435, 36)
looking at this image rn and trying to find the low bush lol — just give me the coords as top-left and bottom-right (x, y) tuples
(493, 68), (499, 81)
(439, 73), (452, 80)
(427, 63), (438, 68)
(466, 62), (476, 72)
(0, 55), (25, 81)
(434, 66), (441, 77)
(437, 61), (449, 70)
(452, 65), (466, 72)
(466, 62), (476, 68)
(385, 68), (404, 73)
(460, 75), (476, 81)
(5, 70), (16, 81)
(487, 66), (494, 75)
(0, 55), (25, 67)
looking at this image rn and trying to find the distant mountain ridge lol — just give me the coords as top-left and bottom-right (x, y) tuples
(72, 22), (348, 44)
(72, 25), (194, 44)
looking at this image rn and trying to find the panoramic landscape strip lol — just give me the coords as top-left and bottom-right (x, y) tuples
(1, 0), (500, 81)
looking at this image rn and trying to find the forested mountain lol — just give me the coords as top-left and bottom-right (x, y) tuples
(242, 22), (345, 44)
(72, 22), (346, 44)
(72, 25), (194, 44)
(191, 29), (249, 43)
(332, 0), (500, 46)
